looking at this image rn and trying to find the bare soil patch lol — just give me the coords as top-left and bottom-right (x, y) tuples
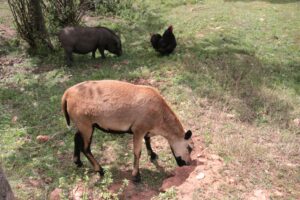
(0, 24), (16, 39)
(110, 178), (159, 200)
(0, 56), (26, 81)
(107, 134), (229, 200)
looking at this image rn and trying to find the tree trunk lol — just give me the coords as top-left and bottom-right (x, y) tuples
(29, 0), (54, 51)
(8, 0), (53, 52)
(0, 166), (15, 200)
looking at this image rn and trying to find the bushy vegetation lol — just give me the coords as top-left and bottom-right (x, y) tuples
(43, 0), (88, 34)
(94, 0), (132, 15)
(7, 0), (53, 52)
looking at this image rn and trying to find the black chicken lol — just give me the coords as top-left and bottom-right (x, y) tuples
(150, 25), (177, 55)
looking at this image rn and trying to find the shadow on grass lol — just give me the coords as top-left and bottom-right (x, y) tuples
(110, 166), (168, 187)
(109, 166), (167, 200)
(177, 34), (296, 125)
(0, 36), (20, 56)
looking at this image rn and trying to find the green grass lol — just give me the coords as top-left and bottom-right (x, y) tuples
(1, 0), (300, 199)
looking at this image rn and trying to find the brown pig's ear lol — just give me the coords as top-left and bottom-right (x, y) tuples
(184, 130), (192, 140)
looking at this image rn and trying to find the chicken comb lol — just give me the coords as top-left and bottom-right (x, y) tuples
(168, 25), (173, 32)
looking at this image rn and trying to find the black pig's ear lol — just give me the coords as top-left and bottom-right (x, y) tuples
(184, 130), (192, 140)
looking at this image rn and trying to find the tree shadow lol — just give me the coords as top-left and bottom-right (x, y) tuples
(109, 168), (160, 200)
(0, 36), (20, 56)
(178, 34), (297, 125)
(108, 162), (171, 200)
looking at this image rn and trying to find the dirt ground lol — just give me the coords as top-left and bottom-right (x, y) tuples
(106, 134), (230, 200)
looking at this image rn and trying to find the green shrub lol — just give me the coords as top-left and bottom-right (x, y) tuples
(94, 0), (153, 22)
(44, 0), (87, 34)
(94, 0), (132, 16)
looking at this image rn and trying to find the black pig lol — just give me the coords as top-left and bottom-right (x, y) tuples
(58, 26), (122, 65)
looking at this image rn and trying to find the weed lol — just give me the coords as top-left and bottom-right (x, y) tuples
(152, 187), (177, 200)
(203, 131), (212, 146)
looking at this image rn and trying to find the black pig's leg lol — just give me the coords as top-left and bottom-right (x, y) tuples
(144, 136), (158, 161)
(98, 48), (105, 59)
(74, 131), (83, 167)
(79, 124), (104, 176)
(92, 50), (96, 59)
(65, 49), (73, 66)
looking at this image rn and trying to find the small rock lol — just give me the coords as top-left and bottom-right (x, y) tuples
(49, 188), (62, 200)
(71, 183), (85, 200)
(226, 114), (235, 119)
(36, 135), (50, 143)
(28, 179), (41, 187)
(197, 153), (204, 158)
(285, 162), (298, 168)
(250, 189), (269, 200)
(33, 102), (38, 107)
(293, 118), (300, 127)
(228, 178), (235, 184)
(196, 172), (205, 180)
